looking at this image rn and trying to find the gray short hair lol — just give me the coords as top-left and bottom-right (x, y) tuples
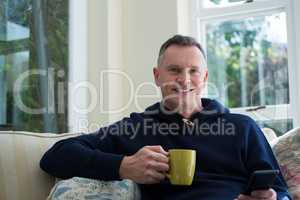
(157, 35), (206, 66)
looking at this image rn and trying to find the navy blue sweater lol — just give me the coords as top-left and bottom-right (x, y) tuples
(40, 99), (291, 200)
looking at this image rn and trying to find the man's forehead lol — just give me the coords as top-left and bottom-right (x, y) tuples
(164, 45), (203, 55)
(161, 46), (206, 67)
(163, 46), (205, 61)
(165, 64), (200, 69)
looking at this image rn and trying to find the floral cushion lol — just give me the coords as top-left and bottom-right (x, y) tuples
(47, 177), (141, 200)
(272, 127), (300, 200)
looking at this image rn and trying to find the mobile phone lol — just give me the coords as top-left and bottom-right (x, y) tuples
(244, 169), (279, 195)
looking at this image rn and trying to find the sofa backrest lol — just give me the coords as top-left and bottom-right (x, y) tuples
(0, 131), (81, 200)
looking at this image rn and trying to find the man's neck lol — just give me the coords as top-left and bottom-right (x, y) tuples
(178, 104), (203, 119)
(163, 100), (203, 119)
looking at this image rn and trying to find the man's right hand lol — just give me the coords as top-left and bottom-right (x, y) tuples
(119, 145), (169, 184)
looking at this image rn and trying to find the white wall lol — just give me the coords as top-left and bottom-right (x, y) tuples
(84, 0), (184, 131)
(87, 0), (124, 130)
(122, 0), (178, 117)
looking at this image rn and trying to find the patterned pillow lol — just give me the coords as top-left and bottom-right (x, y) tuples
(47, 177), (141, 200)
(272, 127), (300, 200)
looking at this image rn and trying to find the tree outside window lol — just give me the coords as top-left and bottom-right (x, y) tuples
(0, 0), (68, 133)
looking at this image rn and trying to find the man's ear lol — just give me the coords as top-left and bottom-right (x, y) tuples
(200, 68), (209, 91)
(153, 67), (160, 86)
(203, 68), (208, 82)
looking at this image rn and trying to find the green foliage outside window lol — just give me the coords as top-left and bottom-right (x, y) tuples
(0, 0), (68, 133)
(206, 14), (289, 108)
(205, 12), (290, 135)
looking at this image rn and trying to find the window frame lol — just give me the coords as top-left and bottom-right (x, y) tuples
(191, 0), (300, 128)
(68, 0), (88, 133)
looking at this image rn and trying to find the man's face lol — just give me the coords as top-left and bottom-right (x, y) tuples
(153, 45), (208, 110)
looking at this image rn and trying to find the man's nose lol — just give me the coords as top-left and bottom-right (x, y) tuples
(176, 71), (191, 85)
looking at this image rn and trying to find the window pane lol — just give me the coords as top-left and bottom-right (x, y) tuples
(202, 0), (248, 8)
(0, 0), (30, 41)
(205, 12), (289, 108)
(1, 51), (29, 126)
(0, 0), (69, 133)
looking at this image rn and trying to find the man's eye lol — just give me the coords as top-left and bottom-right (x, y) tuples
(190, 69), (199, 74)
(169, 68), (180, 73)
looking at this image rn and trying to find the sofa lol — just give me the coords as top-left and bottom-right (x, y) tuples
(0, 131), (82, 200)
(0, 128), (299, 200)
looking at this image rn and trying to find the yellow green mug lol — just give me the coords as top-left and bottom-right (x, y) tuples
(166, 149), (196, 185)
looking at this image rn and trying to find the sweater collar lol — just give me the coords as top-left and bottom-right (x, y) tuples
(144, 98), (229, 123)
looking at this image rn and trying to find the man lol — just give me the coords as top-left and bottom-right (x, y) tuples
(40, 35), (291, 200)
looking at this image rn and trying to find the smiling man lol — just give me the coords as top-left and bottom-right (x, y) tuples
(40, 35), (291, 200)
(153, 42), (208, 118)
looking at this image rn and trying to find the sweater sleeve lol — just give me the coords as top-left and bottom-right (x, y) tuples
(40, 127), (124, 180)
(244, 120), (292, 200)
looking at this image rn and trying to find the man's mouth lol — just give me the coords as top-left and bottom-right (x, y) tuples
(172, 88), (194, 94)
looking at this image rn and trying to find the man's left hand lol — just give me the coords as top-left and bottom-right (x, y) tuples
(235, 189), (276, 200)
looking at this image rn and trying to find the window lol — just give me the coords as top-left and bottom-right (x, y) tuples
(202, 0), (250, 8)
(193, 0), (299, 135)
(0, 0), (68, 133)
